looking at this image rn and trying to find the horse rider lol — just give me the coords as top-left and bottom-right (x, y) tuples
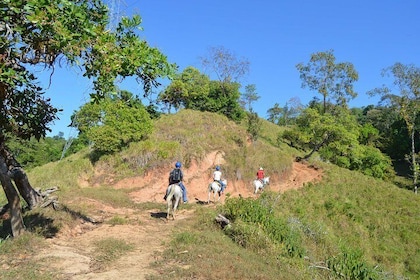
(256, 167), (265, 185)
(213, 165), (226, 194)
(164, 161), (188, 203)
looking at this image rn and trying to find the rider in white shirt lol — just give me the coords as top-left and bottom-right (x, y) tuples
(213, 166), (226, 193)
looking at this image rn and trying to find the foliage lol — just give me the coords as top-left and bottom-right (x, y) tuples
(159, 67), (245, 121)
(73, 92), (153, 154)
(240, 84), (260, 111)
(283, 107), (359, 155)
(7, 135), (66, 169)
(1, 0), (175, 141)
(368, 63), (420, 192)
(267, 98), (302, 126)
(206, 81), (245, 121)
(358, 123), (380, 146)
(222, 196), (305, 258)
(246, 110), (261, 142)
(358, 105), (410, 159)
(83, 15), (177, 101)
(266, 102), (283, 124)
(296, 50), (358, 113)
(349, 145), (395, 180)
(282, 107), (394, 179)
(326, 247), (381, 279)
(158, 66), (210, 112)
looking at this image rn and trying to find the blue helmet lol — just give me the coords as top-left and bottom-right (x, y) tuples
(175, 161), (181, 168)
(215, 165), (220, 171)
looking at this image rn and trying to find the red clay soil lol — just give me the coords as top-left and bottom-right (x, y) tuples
(114, 151), (323, 204)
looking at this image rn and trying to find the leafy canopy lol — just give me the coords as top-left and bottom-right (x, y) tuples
(296, 50), (358, 113)
(73, 91), (153, 154)
(282, 106), (394, 180)
(0, 0), (176, 141)
(159, 67), (245, 121)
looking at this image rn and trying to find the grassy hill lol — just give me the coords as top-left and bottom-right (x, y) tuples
(0, 109), (419, 279)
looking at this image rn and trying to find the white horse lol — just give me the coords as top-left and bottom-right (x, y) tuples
(208, 179), (227, 204)
(166, 184), (183, 220)
(253, 176), (270, 194)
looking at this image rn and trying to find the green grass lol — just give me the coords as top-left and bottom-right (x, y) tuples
(149, 207), (307, 280)
(270, 163), (420, 279)
(91, 237), (134, 270)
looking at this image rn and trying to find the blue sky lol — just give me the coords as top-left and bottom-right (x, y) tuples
(41, 0), (420, 137)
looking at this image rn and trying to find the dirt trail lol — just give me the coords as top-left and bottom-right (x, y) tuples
(34, 153), (322, 279)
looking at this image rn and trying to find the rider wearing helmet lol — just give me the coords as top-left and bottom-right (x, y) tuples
(213, 165), (226, 194)
(164, 161), (188, 203)
(256, 167), (265, 184)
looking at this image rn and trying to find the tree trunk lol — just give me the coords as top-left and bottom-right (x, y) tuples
(0, 143), (44, 237)
(0, 155), (25, 237)
(410, 128), (418, 194)
(302, 134), (330, 160)
(1, 146), (43, 208)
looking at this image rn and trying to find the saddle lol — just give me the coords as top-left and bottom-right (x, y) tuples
(213, 180), (223, 194)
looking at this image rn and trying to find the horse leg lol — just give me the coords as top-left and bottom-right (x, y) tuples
(208, 184), (213, 204)
(166, 200), (171, 219)
(173, 197), (180, 220)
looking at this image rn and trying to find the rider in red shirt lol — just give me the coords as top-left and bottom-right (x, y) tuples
(256, 167), (265, 183)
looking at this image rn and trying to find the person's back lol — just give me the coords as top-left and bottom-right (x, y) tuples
(213, 166), (226, 193)
(213, 170), (222, 181)
(169, 167), (183, 185)
(257, 167), (265, 182)
(165, 161), (188, 203)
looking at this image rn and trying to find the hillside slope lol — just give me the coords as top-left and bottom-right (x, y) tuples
(33, 156), (322, 280)
(112, 150), (322, 204)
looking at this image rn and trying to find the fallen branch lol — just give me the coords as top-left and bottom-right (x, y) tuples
(215, 214), (230, 229)
(309, 265), (330, 271)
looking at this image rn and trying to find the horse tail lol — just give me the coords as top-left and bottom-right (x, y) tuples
(167, 184), (177, 201)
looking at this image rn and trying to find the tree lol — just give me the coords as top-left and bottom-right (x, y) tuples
(201, 46), (250, 85)
(240, 84), (260, 111)
(158, 67), (210, 112)
(357, 105), (406, 159)
(267, 98), (302, 126)
(246, 110), (261, 142)
(0, 0), (176, 236)
(296, 50), (359, 113)
(267, 103), (283, 124)
(73, 92), (153, 155)
(7, 136), (67, 169)
(159, 67), (245, 121)
(206, 81), (245, 122)
(368, 63), (420, 193)
(201, 46), (249, 106)
(282, 107), (358, 160)
(282, 107), (393, 180)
